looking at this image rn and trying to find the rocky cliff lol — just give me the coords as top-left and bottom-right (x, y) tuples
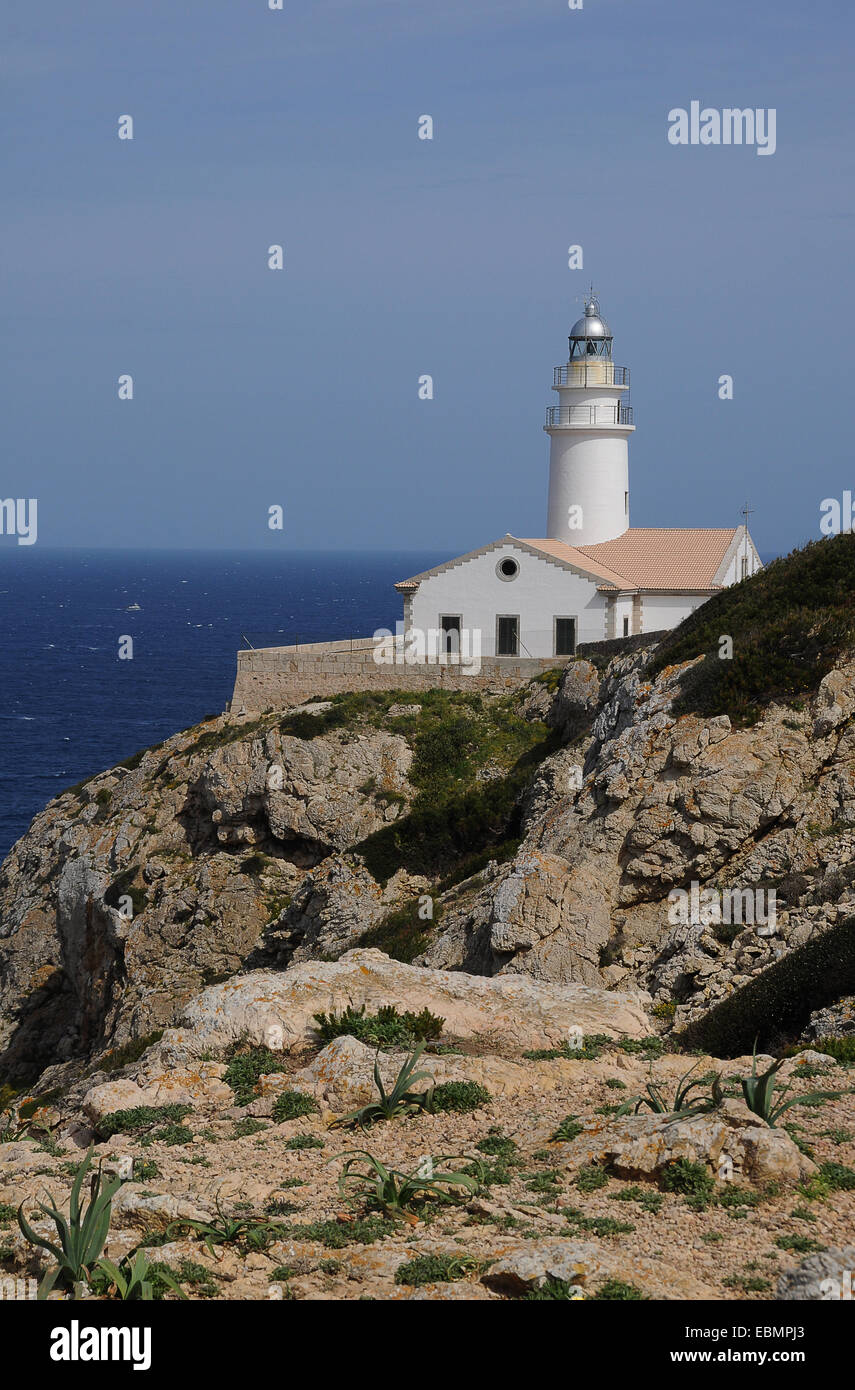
(2, 535), (855, 1089)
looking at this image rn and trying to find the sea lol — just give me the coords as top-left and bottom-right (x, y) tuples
(0, 549), (451, 860)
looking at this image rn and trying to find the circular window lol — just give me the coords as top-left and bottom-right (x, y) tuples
(497, 557), (519, 581)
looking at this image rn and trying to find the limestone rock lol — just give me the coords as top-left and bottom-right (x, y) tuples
(157, 948), (649, 1062)
(82, 1063), (232, 1124)
(111, 1185), (215, 1232)
(289, 1035), (542, 1110)
(0, 1141), (46, 1174)
(481, 1236), (717, 1300)
(557, 1099), (816, 1185)
(777, 1247), (855, 1300)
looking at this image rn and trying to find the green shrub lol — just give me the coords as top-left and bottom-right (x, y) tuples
(592, 1278), (648, 1300)
(524, 1033), (612, 1062)
(813, 1036), (855, 1065)
(575, 1164), (610, 1193)
(149, 1258), (219, 1299)
(104, 866), (148, 918)
(520, 1276), (586, 1300)
(233, 1118), (269, 1138)
(430, 1081), (491, 1114)
(476, 1129), (518, 1159)
(95, 1103), (191, 1141)
(313, 1003), (444, 1048)
(395, 1252), (481, 1286)
(550, 1115), (584, 1142)
(647, 532), (855, 726)
(224, 1044), (287, 1106)
(816, 1160), (855, 1191)
(239, 854), (267, 876)
(611, 1186), (664, 1214)
(283, 1134), (324, 1151)
(271, 1092), (319, 1123)
(278, 1216), (393, 1249)
(133, 1160), (160, 1181)
(659, 1159), (715, 1207)
(353, 694), (558, 884)
(775, 1235), (827, 1254)
(150, 1123), (193, 1147)
(357, 902), (435, 963)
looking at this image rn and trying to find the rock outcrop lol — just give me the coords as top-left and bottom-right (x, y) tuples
(2, 598), (855, 1086)
(156, 947), (649, 1063)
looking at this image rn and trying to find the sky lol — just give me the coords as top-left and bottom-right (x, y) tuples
(4, 0), (854, 558)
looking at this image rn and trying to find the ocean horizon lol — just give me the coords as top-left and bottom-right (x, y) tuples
(0, 548), (455, 859)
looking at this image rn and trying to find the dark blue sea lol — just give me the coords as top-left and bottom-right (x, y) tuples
(0, 549), (451, 860)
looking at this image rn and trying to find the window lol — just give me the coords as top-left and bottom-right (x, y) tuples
(554, 617), (576, 656)
(740, 557), (749, 580)
(624, 491), (628, 515)
(440, 615), (461, 656)
(497, 615), (519, 656)
(496, 556), (519, 581)
(623, 616), (630, 637)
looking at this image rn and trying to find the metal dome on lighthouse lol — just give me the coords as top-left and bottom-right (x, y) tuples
(545, 289), (635, 547)
(568, 291), (613, 359)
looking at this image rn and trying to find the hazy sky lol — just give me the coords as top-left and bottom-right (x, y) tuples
(4, 0), (854, 557)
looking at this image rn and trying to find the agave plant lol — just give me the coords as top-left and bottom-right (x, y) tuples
(95, 1249), (185, 1301)
(0, 1108), (28, 1143)
(17, 1148), (121, 1298)
(164, 1189), (279, 1256)
(616, 1062), (720, 1118)
(740, 1046), (831, 1127)
(334, 1149), (485, 1216)
(331, 1044), (436, 1130)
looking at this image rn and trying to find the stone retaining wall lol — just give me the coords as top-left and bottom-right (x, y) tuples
(229, 639), (561, 711)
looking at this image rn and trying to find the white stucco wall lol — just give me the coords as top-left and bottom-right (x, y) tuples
(718, 532), (762, 586)
(640, 593), (704, 630)
(408, 543), (608, 657)
(610, 592), (635, 638)
(546, 429), (630, 547)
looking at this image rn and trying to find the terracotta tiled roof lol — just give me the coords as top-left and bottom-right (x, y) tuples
(516, 538), (639, 588)
(574, 528), (738, 590)
(394, 536), (632, 591)
(395, 528), (742, 594)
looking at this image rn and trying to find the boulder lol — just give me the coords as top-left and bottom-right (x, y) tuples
(557, 1099), (816, 1186)
(288, 1035), (541, 1110)
(157, 948), (649, 1062)
(480, 1236), (717, 1300)
(777, 1247), (855, 1300)
(82, 1064), (233, 1124)
(111, 1185), (215, 1233)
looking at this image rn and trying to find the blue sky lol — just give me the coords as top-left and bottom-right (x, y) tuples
(4, 0), (854, 556)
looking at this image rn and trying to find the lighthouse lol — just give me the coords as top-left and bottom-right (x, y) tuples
(545, 291), (635, 547)
(392, 286), (761, 662)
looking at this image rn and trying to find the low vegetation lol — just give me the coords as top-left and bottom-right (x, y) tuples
(647, 531), (855, 726)
(313, 1003), (444, 1048)
(336, 1150), (485, 1218)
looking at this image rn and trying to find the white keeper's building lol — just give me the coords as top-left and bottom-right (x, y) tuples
(395, 294), (761, 659)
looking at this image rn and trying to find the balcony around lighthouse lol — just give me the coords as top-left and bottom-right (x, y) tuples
(545, 403), (635, 428)
(553, 362), (630, 388)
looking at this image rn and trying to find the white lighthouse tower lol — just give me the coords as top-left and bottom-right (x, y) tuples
(545, 291), (635, 546)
